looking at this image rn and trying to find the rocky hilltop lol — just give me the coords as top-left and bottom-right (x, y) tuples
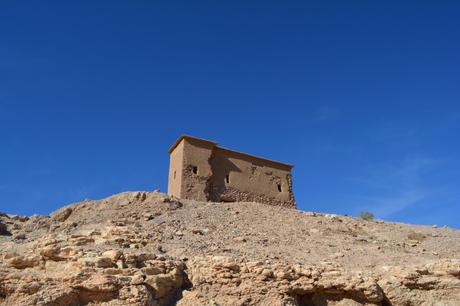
(1, 191), (459, 305)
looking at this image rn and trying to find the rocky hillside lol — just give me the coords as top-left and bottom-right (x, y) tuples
(1, 191), (459, 305)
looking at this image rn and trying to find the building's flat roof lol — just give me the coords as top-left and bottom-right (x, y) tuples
(168, 135), (217, 154)
(168, 134), (294, 169)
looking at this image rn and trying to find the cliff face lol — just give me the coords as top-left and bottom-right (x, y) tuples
(1, 191), (459, 305)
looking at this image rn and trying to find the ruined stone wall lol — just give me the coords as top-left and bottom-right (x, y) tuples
(217, 186), (295, 208)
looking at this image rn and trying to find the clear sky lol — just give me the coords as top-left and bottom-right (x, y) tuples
(1, 1), (459, 228)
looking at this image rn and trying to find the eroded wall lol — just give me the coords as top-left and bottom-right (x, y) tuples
(209, 148), (295, 208)
(168, 138), (295, 208)
(180, 138), (214, 202)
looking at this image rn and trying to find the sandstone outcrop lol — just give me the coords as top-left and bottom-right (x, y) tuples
(1, 191), (459, 305)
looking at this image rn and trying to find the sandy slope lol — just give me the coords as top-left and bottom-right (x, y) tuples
(1, 191), (459, 305)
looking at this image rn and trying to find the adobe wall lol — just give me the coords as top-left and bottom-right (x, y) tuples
(167, 139), (184, 198)
(208, 148), (295, 208)
(179, 138), (214, 202)
(168, 138), (295, 208)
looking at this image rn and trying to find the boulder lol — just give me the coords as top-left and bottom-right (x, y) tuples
(0, 221), (10, 235)
(51, 207), (73, 222)
(6, 254), (41, 269)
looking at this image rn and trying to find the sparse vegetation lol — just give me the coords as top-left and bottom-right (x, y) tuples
(408, 231), (426, 242)
(359, 211), (375, 221)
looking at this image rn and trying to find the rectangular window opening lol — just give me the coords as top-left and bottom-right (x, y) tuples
(277, 183), (282, 192)
(192, 166), (198, 174)
(225, 174), (230, 184)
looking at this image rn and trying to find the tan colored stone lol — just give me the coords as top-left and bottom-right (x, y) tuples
(7, 254), (41, 269)
(95, 257), (116, 268)
(102, 249), (122, 262)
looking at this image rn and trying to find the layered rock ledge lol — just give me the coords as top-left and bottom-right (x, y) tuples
(1, 191), (459, 305)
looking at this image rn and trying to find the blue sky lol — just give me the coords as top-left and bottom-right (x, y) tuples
(1, 1), (459, 228)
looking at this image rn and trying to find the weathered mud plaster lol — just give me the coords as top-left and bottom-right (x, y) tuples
(168, 135), (296, 208)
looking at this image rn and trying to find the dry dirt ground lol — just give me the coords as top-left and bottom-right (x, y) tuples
(1, 191), (459, 305)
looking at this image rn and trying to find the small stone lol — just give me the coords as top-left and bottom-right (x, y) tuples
(13, 233), (26, 240)
(164, 199), (183, 210)
(192, 229), (204, 235)
(116, 259), (127, 269)
(274, 271), (292, 280)
(78, 258), (97, 267)
(103, 268), (122, 275)
(261, 269), (273, 278)
(102, 250), (122, 262)
(131, 274), (145, 285)
(152, 218), (166, 226)
(96, 257), (116, 268)
(143, 213), (154, 221)
(233, 237), (247, 243)
(156, 254), (167, 261)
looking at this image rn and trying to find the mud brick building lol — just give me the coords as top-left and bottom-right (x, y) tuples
(167, 135), (295, 208)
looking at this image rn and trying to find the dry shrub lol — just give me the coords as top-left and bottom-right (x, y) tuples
(359, 211), (375, 221)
